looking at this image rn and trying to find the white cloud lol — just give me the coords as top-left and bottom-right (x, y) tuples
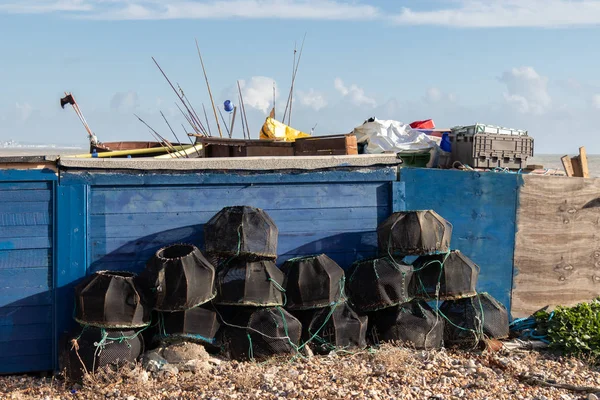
(15, 102), (33, 121)
(500, 67), (551, 115)
(424, 87), (457, 104)
(297, 89), (327, 111)
(393, 0), (600, 28)
(110, 91), (140, 113)
(238, 76), (277, 114)
(0, 0), (91, 13)
(0, 0), (379, 20)
(334, 78), (377, 108)
(593, 94), (600, 109)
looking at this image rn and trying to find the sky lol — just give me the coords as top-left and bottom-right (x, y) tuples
(0, 0), (600, 153)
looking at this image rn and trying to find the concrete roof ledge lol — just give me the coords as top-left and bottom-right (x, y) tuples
(58, 154), (402, 171)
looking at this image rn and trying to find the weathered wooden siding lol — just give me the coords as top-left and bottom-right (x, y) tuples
(398, 168), (520, 314)
(513, 174), (600, 317)
(0, 178), (55, 374)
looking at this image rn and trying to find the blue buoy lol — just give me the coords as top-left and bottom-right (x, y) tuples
(224, 100), (234, 113)
(92, 149), (98, 158)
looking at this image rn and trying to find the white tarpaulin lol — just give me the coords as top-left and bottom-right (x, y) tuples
(352, 118), (440, 154)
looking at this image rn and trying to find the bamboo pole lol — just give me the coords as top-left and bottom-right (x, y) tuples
(195, 39), (223, 138)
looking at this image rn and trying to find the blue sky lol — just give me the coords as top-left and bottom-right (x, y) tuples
(1, 0), (600, 153)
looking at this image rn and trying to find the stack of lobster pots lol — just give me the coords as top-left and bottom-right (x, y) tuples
(282, 253), (368, 354)
(203, 206), (302, 360)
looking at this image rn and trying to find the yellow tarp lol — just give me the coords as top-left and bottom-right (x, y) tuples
(259, 117), (311, 142)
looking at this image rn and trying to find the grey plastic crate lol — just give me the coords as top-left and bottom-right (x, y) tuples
(449, 132), (534, 170)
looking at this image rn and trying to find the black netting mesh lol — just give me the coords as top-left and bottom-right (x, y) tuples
(138, 244), (216, 312)
(204, 206), (278, 259)
(223, 307), (302, 361)
(281, 254), (345, 310)
(412, 250), (480, 300)
(60, 326), (144, 381)
(74, 271), (150, 329)
(215, 258), (285, 306)
(157, 304), (221, 347)
(292, 302), (367, 354)
(377, 210), (452, 256)
(439, 292), (509, 347)
(368, 299), (444, 349)
(347, 256), (413, 312)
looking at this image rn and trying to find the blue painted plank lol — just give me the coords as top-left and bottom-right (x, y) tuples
(0, 355), (52, 373)
(0, 291), (52, 308)
(61, 168), (397, 186)
(0, 267), (51, 307)
(0, 324), (52, 342)
(0, 190), (52, 202)
(0, 305), (52, 326)
(0, 182), (51, 190)
(399, 168), (518, 314)
(0, 211), (50, 226)
(90, 184), (390, 214)
(89, 209), (387, 238)
(0, 339), (53, 357)
(0, 169), (57, 182)
(0, 225), (51, 238)
(0, 201), (51, 213)
(0, 237), (52, 250)
(89, 230), (378, 264)
(0, 249), (51, 269)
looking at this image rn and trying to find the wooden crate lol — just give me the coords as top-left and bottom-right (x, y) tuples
(293, 134), (358, 156)
(196, 137), (294, 158)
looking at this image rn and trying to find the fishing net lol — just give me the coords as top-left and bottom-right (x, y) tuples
(438, 292), (509, 347)
(156, 304), (221, 347)
(281, 254), (346, 310)
(292, 301), (367, 354)
(215, 258), (286, 307)
(74, 271), (150, 329)
(204, 206), (278, 260)
(138, 244), (216, 312)
(60, 326), (144, 381)
(223, 307), (302, 361)
(368, 299), (444, 349)
(412, 250), (479, 300)
(346, 256), (414, 312)
(377, 210), (452, 256)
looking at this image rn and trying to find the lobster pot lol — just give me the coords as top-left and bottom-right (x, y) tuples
(281, 254), (345, 310)
(158, 304), (221, 346)
(439, 292), (509, 347)
(377, 210), (452, 256)
(204, 206), (278, 259)
(347, 257), (413, 312)
(139, 244), (216, 312)
(60, 326), (143, 381)
(74, 271), (150, 329)
(215, 258), (285, 306)
(368, 299), (444, 349)
(412, 250), (480, 300)
(224, 307), (302, 360)
(293, 302), (367, 354)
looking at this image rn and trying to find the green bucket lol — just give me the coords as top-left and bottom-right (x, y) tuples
(398, 152), (431, 168)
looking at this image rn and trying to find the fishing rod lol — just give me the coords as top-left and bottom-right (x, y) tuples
(202, 103), (213, 137)
(237, 80), (250, 140)
(283, 33), (307, 125)
(182, 124), (202, 157)
(195, 39), (223, 138)
(134, 114), (180, 157)
(160, 111), (189, 158)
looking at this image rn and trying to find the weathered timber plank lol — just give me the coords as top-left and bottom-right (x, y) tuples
(513, 174), (600, 317)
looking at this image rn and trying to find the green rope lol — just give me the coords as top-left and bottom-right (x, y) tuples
(268, 277), (287, 306)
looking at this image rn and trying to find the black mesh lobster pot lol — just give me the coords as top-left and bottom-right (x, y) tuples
(204, 206), (278, 259)
(215, 258), (285, 306)
(138, 244), (216, 312)
(368, 299), (444, 349)
(439, 292), (509, 347)
(74, 271), (150, 329)
(281, 254), (345, 310)
(157, 304), (221, 347)
(293, 302), (367, 354)
(224, 307), (302, 360)
(412, 250), (480, 300)
(377, 210), (452, 256)
(347, 256), (413, 312)
(60, 326), (144, 381)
